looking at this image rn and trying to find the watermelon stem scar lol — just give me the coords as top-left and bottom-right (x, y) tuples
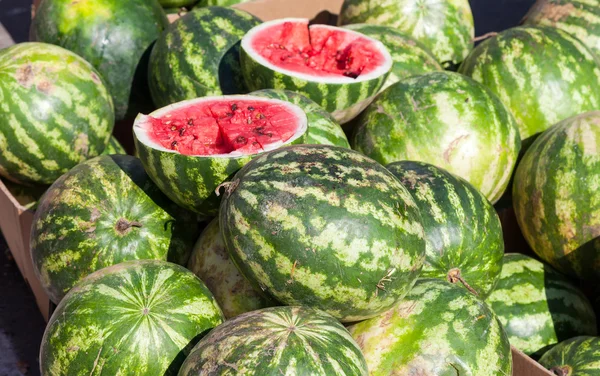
(447, 268), (478, 296)
(115, 218), (143, 235)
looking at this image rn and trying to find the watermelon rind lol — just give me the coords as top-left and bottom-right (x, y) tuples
(40, 259), (224, 375)
(0, 42), (114, 185)
(133, 95), (308, 215)
(178, 306), (368, 375)
(538, 336), (600, 375)
(240, 18), (393, 124)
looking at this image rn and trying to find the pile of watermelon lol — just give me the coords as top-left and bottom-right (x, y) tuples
(3, 0), (600, 374)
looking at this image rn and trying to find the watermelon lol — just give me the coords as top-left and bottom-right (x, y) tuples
(538, 336), (600, 375)
(387, 161), (504, 298)
(486, 253), (597, 358)
(187, 218), (273, 318)
(348, 279), (512, 375)
(251, 89), (350, 148)
(148, 7), (261, 108)
(101, 136), (127, 156)
(343, 24), (442, 91)
(134, 95), (308, 216)
(30, 0), (169, 120)
(219, 144), (426, 322)
(513, 111), (600, 281)
(338, 0), (475, 66)
(240, 18), (393, 124)
(524, 0), (600, 58)
(179, 306), (368, 375)
(0, 42), (114, 185)
(196, 0), (252, 6)
(30, 155), (199, 303)
(40, 259), (224, 375)
(352, 71), (521, 204)
(459, 26), (600, 146)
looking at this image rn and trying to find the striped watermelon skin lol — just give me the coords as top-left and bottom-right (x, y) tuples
(251, 89), (350, 148)
(31, 155), (199, 303)
(538, 336), (600, 375)
(187, 218), (273, 319)
(179, 306), (368, 375)
(352, 71), (521, 204)
(196, 0), (252, 6)
(31, 0), (168, 120)
(343, 24), (442, 91)
(219, 144), (426, 322)
(159, 0), (198, 7)
(387, 161), (504, 298)
(0, 42), (114, 185)
(40, 260), (224, 376)
(148, 7), (261, 108)
(348, 279), (512, 375)
(486, 254), (597, 358)
(338, 0), (474, 66)
(459, 26), (600, 145)
(513, 111), (600, 281)
(101, 136), (127, 156)
(524, 0), (600, 58)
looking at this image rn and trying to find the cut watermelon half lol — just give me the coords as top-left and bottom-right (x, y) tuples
(133, 95), (307, 215)
(240, 18), (393, 124)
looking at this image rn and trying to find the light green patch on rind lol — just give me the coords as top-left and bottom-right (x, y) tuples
(352, 71), (521, 204)
(149, 6), (261, 108)
(0, 42), (114, 184)
(220, 144), (425, 322)
(251, 89), (350, 148)
(343, 24), (442, 90)
(513, 110), (600, 281)
(538, 336), (600, 375)
(179, 306), (368, 375)
(387, 161), (504, 298)
(486, 254), (596, 358)
(187, 218), (274, 318)
(339, 0), (474, 65)
(459, 25), (600, 145)
(30, 155), (199, 303)
(349, 279), (511, 375)
(101, 136), (127, 155)
(40, 260), (224, 376)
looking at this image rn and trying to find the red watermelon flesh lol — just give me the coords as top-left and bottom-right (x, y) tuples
(250, 19), (387, 79)
(144, 98), (302, 155)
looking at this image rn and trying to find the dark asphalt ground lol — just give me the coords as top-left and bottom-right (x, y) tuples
(0, 0), (536, 374)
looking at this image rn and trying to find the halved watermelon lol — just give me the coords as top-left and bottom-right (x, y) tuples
(240, 18), (393, 124)
(133, 95), (307, 215)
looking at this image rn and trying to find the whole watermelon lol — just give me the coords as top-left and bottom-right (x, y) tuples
(387, 161), (504, 298)
(31, 0), (169, 120)
(148, 7), (261, 108)
(524, 0), (600, 58)
(513, 111), (600, 281)
(187, 218), (273, 318)
(338, 0), (474, 66)
(343, 24), (442, 90)
(31, 155), (200, 303)
(0, 42), (114, 185)
(539, 336), (600, 375)
(219, 144), (426, 322)
(348, 279), (512, 375)
(459, 26), (600, 146)
(101, 136), (127, 156)
(352, 71), (521, 204)
(179, 306), (368, 375)
(487, 254), (596, 358)
(251, 89), (350, 148)
(40, 260), (224, 375)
